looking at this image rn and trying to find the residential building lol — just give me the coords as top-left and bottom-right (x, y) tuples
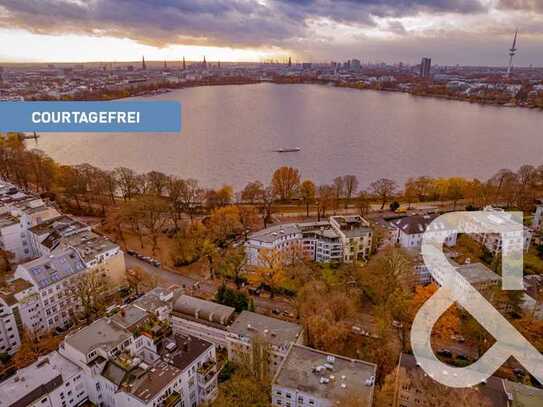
(59, 311), (218, 407)
(390, 214), (457, 249)
(330, 216), (372, 262)
(0, 351), (87, 407)
(246, 216), (372, 266)
(467, 206), (532, 254)
(14, 249), (87, 332)
(227, 311), (303, 378)
(272, 344), (377, 407)
(171, 295), (235, 349)
(394, 353), (543, 407)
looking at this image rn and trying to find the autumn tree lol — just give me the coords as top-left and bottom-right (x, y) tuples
(251, 248), (287, 298)
(72, 268), (111, 324)
(370, 178), (398, 210)
(125, 266), (157, 295)
(146, 170), (168, 196)
(172, 221), (208, 266)
(207, 206), (243, 246)
(299, 179), (316, 217)
(271, 166), (300, 200)
(318, 184), (336, 218)
(241, 181), (265, 203)
(135, 195), (169, 255)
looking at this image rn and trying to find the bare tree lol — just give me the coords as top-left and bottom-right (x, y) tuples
(370, 178), (398, 210)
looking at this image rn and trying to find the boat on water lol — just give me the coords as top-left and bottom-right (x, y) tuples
(275, 147), (301, 153)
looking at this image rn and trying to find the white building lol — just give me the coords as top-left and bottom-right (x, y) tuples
(390, 214), (457, 249)
(246, 216), (372, 266)
(226, 311), (304, 378)
(0, 351), (87, 407)
(533, 204), (543, 230)
(171, 295), (235, 349)
(14, 249), (87, 333)
(59, 311), (218, 407)
(272, 344), (377, 407)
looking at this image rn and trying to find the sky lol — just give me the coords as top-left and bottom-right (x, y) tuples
(0, 0), (542, 66)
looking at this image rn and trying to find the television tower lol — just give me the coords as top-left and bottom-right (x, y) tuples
(507, 30), (518, 77)
(142, 55), (146, 70)
(182, 56), (186, 70)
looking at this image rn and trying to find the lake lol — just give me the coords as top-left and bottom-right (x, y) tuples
(33, 83), (543, 190)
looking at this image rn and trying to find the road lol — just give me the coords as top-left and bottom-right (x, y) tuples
(125, 255), (296, 316)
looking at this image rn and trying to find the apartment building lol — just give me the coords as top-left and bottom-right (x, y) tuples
(171, 295), (235, 349)
(0, 351), (88, 407)
(246, 216), (372, 266)
(394, 354), (543, 407)
(14, 249), (87, 332)
(390, 214), (457, 249)
(226, 311), (303, 379)
(59, 310), (218, 407)
(272, 344), (377, 407)
(467, 206), (532, 254)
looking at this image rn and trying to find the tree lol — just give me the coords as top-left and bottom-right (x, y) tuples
(207, 185), (234, 208)
(271, 166), (300, 200)
(146, 171), (168, 196)
(370, 178), (398, 210)
(318, 184), (336, 218)
(355, 191), (371, 216)
(215, 284), (250, 312)
(251, 248), (287, 298)
(135, 195), (169, 255)
(167, 177), (204, 225)
(212, 364), (271, 407)
(241, 181), (265, 203)
(125, 266), (157, 295)
(343, 175), (359, 205)
(389, 201), (400, 212)
(12, 330), (40, 369)
(114, 167), (138, 201)
(217, 246), (247, 288)
(403, 177), (418, 209)
(299, 179), (316, 217)
(333, 176), (345, 202)
(207, 206), (243, 246)
(72, 268), (111, 324)
(171, 221), (208, 266)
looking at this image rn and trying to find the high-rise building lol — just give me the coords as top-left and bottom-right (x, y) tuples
(142, 55), (146, 70)
(288, 56), (292, 67)
(351, 58), (361, 71)
(420, 57), (432, 78)
(182, 56), (186, 70)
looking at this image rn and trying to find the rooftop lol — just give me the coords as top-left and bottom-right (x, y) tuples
(18, 249), (86, 289)
(173, 295), (235, 326)
(57, 230), (119, 262)
(0, 351), (81, 407)
(110, 305), (150, 332)
(390, 214), (448, 235)
(158, 333), (213, 371)
(29, 214), (89, 238)
(121, 360), (181, 404)
(456, 262), (501, 285)
(398, 354), (509, 407)
(273, 344), (377, 404)
(330, 215), (372, 238)
(248, 223), (301, 244)
(228, 311), (303, 348)
(64, 317), (132, 357)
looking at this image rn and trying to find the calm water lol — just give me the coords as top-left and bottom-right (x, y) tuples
(34, 83), (543, 189)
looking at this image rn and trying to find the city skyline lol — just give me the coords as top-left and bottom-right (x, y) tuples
(0, 1), (542, 66)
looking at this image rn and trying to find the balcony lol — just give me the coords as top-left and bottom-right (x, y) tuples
(197, 359), (218, 385)
(163, 391), (182, 407)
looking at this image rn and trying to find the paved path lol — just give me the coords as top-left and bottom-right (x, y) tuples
(125, 254), (295, 316)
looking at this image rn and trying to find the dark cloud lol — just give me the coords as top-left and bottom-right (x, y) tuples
(0, 0), (491, 49)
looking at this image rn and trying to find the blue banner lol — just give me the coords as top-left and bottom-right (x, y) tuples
(0, 101), (181, 132)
